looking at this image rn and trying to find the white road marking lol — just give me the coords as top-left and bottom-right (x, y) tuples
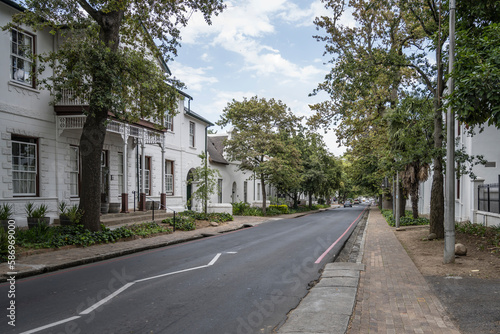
(80, 282), (135, 315)
(24, 253), (225, 333)
(20, 316), (81, 334)
(207, 253), (222, 266)
(134, 265), (208, 283)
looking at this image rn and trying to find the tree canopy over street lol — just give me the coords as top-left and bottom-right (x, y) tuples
(311, 0), (498, 238)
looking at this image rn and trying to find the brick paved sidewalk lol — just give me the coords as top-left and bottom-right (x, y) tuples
(348, 208), (461, 334)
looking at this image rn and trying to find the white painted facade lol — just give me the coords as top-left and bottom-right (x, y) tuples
(206, 133), (277, 213)
(0, 1), (213, 226)
(416, 122), (500, 226)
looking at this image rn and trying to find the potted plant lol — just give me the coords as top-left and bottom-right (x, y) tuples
(64, 205), (83, 226)
(0, 203), (14, 231)
(25, 202), (50, 229)
(58, 201), (71, 226)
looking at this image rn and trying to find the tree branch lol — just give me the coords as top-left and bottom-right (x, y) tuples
(76, 0), (101, 23)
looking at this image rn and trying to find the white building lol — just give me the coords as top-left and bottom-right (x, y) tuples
(207, 133), (277, 212)
(417, 122), (500, 227)
(0, 0), (213, 226)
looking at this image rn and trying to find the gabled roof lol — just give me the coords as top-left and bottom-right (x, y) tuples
(0, 0), (24, 11)
(184, 107), (214, 126)
(207, 135), (229, 165)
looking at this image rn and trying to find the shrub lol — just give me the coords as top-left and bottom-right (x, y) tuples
(242, 207), (263, 216)
(162, 216), (196, 231)
(232, 202), (250, 215)
(177, 210), (233, 223)
(11, 222), (171, 251)
(269, 205), (289, 214)
(381, 209), (429, 227)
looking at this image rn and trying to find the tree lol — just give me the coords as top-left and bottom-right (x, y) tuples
(6, 0), (225, 231)
(188, 152), (221, 214)
(385, 95), (434, 218)
(312, 0), (450, 237)
(217, 96), (302, 215)
(449, 0), (500, 128)
(299, 132), (341, 208)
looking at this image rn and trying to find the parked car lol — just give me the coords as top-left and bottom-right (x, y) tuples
(344, 200), (352, 207)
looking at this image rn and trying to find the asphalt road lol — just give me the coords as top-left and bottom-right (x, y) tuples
(0, 205), (367, 334)
(425, 276), (500, 334)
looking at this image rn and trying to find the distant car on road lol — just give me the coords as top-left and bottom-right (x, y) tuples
(344, 200), (352, 207)
(353, 199), (360, 204)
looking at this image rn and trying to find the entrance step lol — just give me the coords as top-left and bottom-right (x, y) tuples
(100, 211), (174, 227)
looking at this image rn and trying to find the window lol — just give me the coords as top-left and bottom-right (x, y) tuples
(189, 121), (195, 147)
(244, 181), (248, 203)
(141, 157), (151, 195)
(139, 156), (151, 195)
(165, 160), (174, 195)
(118, 152), (124, 194)
(12, 136), (37, 196)
(70, 146), (80, 197)
(218, 179), (223, 203)
(11, 29), (34, 86)
(165, 113), (173, 131)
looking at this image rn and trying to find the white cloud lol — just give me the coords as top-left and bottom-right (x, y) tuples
(169, 62), (218, 91)
(178, 0), (327, 81)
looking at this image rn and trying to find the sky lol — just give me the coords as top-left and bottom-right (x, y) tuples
(169, 0), (351, 157)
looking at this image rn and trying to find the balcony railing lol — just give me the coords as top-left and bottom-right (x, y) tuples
(57, 89), (89, 106)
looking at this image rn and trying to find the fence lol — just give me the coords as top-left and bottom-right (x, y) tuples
(478, 182), (500, 214)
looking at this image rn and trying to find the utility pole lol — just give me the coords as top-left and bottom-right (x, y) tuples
(444, 0), (456, 264)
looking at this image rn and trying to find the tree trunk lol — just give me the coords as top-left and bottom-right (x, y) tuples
(79, 116), (107, 232)
(261, 174), (266, 215)
(398, 182), (405, 219)
(293, 193), (298, 209)
(308, 192), (313, 209)
(410, 182), (419, 219)
(79, 13), (123, 232)
(429, 33), (445, 239)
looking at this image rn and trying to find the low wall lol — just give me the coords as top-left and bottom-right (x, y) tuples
(473, 210), (500, 227)
(207, 203), (233, 214)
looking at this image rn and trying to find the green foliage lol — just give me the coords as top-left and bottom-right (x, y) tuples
(239, 206), (263, 216)
(10, 223), (171, 251)
(162, 216), (196, 231)
(0, 203), (14, 220)
(450, 1), (500, 128)
(25, 202), (48, 218)
(381, 209), (429, 227)
(232, 202), (251, 215)
(66, 205), (84, 224)
(269, 205), (289, 214)
(125, 222), (171, 237)
(178, 210), (233, 223)
(217, 96), (303, 214)
(456, 222), (500, 251)
(188, 152), (221, 213)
